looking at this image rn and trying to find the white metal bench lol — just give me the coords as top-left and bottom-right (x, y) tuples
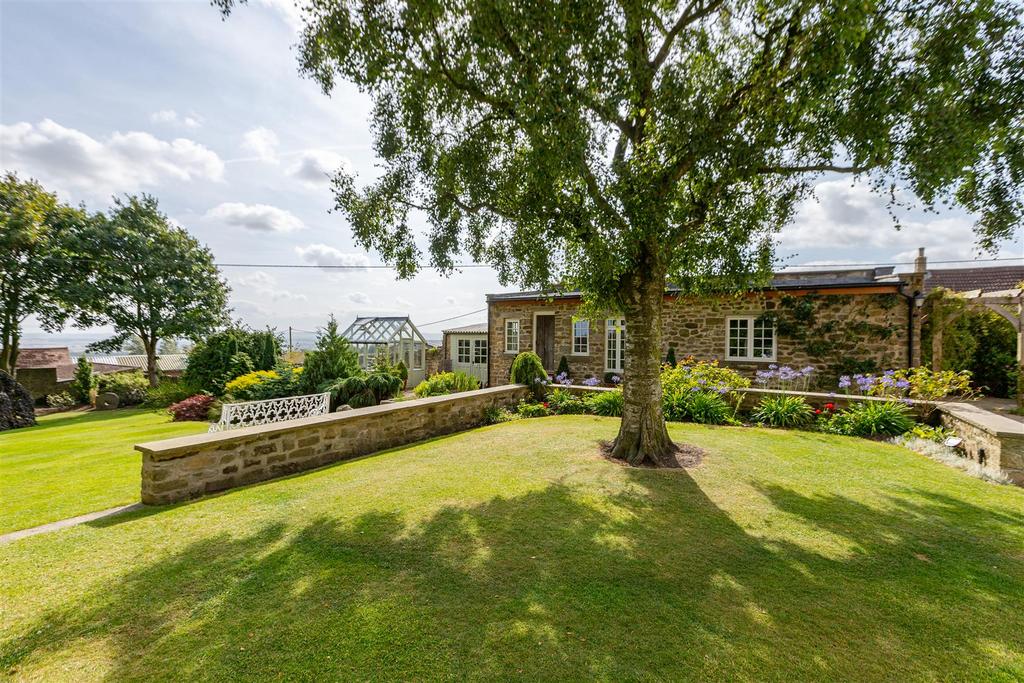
(208, 392), (331, 433)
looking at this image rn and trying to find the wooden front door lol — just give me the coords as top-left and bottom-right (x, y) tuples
(535, 315), (555, 370)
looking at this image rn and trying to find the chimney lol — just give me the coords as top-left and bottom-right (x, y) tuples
(914, 247), (927, 276)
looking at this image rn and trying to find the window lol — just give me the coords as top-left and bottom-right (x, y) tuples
(457, 339), (471, 363)
(474, 339), (488, 364)
(504, 319), (520, 353)
(606, 318), (626, 372)
(726, 316), (776, 361)
(572, 320), (589, 355)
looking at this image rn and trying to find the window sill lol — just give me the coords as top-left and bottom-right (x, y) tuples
(570, 352), (590, 357)
(724, 357), (776, 363)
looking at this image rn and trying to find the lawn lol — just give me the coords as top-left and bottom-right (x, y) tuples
(0, 409), (208, 534)
(2, 416), (1023, 681)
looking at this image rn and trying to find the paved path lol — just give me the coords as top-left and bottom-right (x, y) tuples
(975, 397), (1024, 424)
(0, 503), (144, 544)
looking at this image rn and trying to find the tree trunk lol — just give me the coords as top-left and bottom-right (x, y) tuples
(144, 336), (159, 387)
(610, 259), (675, 467)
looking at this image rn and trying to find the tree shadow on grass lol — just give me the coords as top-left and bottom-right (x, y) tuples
(4, 469), (1024, 680)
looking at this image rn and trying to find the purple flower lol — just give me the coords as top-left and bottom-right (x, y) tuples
(611, 375), (621, 384)
(690, 386), (701, 392)
(895, 379), (910, 389)
(838, 375), (851, 389)
(801, 366), (815, 375)
(582, 377), (599, 387)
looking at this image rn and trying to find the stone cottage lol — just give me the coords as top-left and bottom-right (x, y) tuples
(486, 256), (934, 387)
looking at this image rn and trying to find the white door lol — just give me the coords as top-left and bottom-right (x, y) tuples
(450, 336), (488, 387)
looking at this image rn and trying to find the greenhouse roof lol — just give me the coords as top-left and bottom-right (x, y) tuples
(341, 316), (427, 344)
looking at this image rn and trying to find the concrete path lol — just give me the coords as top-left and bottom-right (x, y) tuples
(976, 397), (1024, 424)
(0, 503), (144, 544)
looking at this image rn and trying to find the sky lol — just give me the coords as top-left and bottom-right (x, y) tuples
(2, 0), (1021, 349)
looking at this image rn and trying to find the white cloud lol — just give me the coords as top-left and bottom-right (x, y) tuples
(348, 291), (371, 305)
(295, 243), (370, 269)
(445, 295), (457, 305)
(779, 180), (981, 258)
(254, 0), (306, 32)
(150, 109), (202, 128)
(0, 119), (224, 197)
(235, 270), (307, 302)
(241, 126), (279, 162)
(205, 202), (305, 232)
(287, 149), (352, 186)
(395, 297), (414, 309)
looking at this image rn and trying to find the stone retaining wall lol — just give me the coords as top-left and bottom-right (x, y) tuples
(136, 385), (529, 505)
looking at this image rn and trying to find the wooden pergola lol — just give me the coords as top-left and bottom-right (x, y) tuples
(929, 287), (1024, 407)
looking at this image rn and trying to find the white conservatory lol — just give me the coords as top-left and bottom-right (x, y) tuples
(341, 316), (430, 387)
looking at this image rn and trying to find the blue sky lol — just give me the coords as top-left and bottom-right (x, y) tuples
(3, 0), (1021, 347)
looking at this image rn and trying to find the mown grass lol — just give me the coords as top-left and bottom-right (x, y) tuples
(2, 416), (1023, 681)
(0, 409), (207, 533)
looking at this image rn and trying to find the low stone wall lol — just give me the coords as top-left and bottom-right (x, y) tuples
(136, 384), (529, 505)
(939, 403), (1024, 485)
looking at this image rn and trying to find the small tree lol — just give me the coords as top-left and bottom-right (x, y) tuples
(300, 315), (359, 394)
(0, 173), (86, 376)
(218, 0), (1023, 464)
(69, 356), (95, 405)
(556, 356), (570, 378)
(68, 195), (230, 387)
(183, 326), (281, 395)
(665, 347), (678, 368)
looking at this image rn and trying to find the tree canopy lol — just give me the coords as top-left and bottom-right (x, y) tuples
(69, 195), (231, 386)
(218, 0), (1023, 464)
(0, 172), (87, 376)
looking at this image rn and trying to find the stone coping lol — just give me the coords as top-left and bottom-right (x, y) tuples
(137, 384), (528, 461)
(939, 401), (1024, 438)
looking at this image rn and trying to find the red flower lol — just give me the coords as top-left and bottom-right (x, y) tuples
(542, 402), (549, 408)
(814, 409), (822, 414)
(824, 402), (835, 411)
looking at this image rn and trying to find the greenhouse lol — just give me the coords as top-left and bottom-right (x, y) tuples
(341, 316), (430, 387)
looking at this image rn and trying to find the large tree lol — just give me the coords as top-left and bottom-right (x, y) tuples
(0, 173), (86, 376)
(219, 0), (1022, 465)
(70, 195), (231, 386)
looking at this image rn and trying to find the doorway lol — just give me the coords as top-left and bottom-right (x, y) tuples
(534, 314), (555, 370)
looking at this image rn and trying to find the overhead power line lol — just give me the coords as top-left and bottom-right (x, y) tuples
(417, 308), (488, 327)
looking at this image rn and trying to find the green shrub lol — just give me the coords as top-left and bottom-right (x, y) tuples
(547, 388), (587, 414)
(143, 379), (201, 408)
(414, 371), (480, 398)
(484, 406), (519, 424)
(822, 400), (915, 437)
(905, 423), (958, 443)
(660, 359), (750, 397)
(183, 326), (282, 394)
(69, 356), (95, 404)
(395, 360), (409, 387)
(510, 352), (547, 399)
(46, 392), (76, 409)
(328, 370), (403, 408)
(556, 355), (570, 377)
(97, 371), (149, 406)
(584, 389), (624, 417)
(516, 401), (550, 418)
(300, 315), (359, 394)
(752, 395), (814, 428)
(665, 390), (733, 425)
(665, 346), (677, 367)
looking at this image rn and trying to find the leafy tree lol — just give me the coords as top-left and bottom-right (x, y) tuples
(183, 326), (281, 395)
(0, 173), (87, 376)
(219, 0), (1023, 464)
(300, 314), (360, 394)
(69, 356), (95, 405)
(69, 195), (230, 386)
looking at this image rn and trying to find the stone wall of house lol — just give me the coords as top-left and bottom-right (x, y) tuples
(14, 368), (64, 401)
(489, 290), (911, 387)
(137, 384), (529, 505)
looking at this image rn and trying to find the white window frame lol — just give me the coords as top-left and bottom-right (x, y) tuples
(725, 316), (776, 361)
(571, 319), (590, 356)
(605, 318), (626, 373)
(457, 338), (472, 364)
(504, 319), (520, 354)
(473, 338), (488, 364)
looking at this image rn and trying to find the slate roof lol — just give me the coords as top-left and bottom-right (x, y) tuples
(923, 266), (1024, 294)
(86, 354), (189, 372)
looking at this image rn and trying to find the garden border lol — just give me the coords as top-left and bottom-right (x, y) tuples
(557, 384), (1024, 485)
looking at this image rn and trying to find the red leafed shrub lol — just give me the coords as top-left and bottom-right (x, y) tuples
(168, 394), (215, 422)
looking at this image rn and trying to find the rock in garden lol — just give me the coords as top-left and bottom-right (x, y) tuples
(0, 370), (36, 431)
(335, 404), (353, 412)
(95, 392), (120, 410)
